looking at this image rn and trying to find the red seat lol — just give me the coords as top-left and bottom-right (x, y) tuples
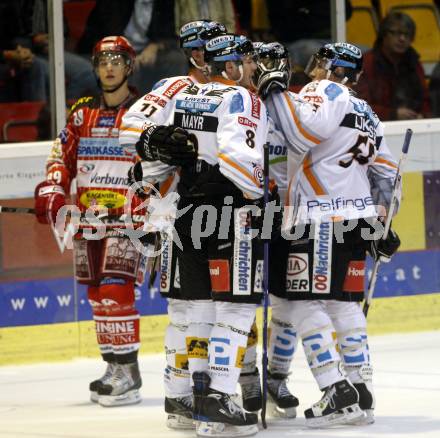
(0, 101), (46, 142)
(64, 0), (96, 51)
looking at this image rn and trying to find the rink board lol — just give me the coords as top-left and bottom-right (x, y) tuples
(1, 169), (440, 364)
(1, 250), (440, 365)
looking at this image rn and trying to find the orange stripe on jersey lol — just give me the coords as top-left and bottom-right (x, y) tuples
(159, 175), (175, 196)
(218, 153), (261, 187)
(285, 175), (294, 206)
(303, 155), (326, 195)
(374, 156), (397, 169)
(120, 126), (143, 133)
(283, 93), (321, 145)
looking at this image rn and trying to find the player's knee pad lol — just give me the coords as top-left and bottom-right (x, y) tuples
(99, 277), (136, 314)
(208, 303), (257, 395)
(186, 300), (215, 325)
(270, 294), (296, 325)
(167, 298), (188, 328)
(185, 301), (214, 373)
(215, 302), (257, 333)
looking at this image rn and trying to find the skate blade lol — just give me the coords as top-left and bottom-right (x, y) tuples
(98, 389), (142, 407)
(196, 421), (258, 437)
(345, 409), (374, 425)
(166, 414), (195, 430)
(268, 399), (297, 419)
(306, 403), (366, 428)
(90, 391), (99, 403)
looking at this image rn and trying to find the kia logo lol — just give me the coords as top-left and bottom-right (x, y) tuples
(287, 255), (307, 276)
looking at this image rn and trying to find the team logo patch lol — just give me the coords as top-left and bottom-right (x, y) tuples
(342, 260), (365, 292)
(79, 189), (126, 209)
(238, 116), (257, 129)
(312, 222), (333, 293)
(163, 79), (189, 99)
(324, 83), (343, 101)
(175, 353), (189, 370)
(248, 91), (261, 119)
(286, 253), (309, 292)
(235, 346), (246, 368)
(186, 337), (209, 359)
(97, 116), (116, 127)
(209, 259), (230, 292)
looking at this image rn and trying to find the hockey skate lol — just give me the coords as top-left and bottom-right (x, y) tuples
(98, 362), (142, 407)
(193, 372), (258, 437)
(239, 368), (262, 412)
(267, 372), (299, 418)
(347, 383), (375, 425)
(165, 395), (194, 430)
(304, 379), (365, 428)
(89, 361), (116, 403)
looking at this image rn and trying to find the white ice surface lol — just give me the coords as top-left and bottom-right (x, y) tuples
(0, 331), (439, 438)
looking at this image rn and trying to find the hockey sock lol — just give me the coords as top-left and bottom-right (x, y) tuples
(164, 299), (191, 398)
(88, 285), (113, 357)
(268, 295), (298, 375)
(186, 300), (215, 380)
(209, 302), (257, 395)
(99, 277), (140, 364)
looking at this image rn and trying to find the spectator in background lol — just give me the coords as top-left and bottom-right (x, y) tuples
(175, 0), (236, 35)
(266, 0), (353, 68)
(29, 0), (99, 102)
(429, 61), (440, 117)
(0, 0), (48, 102)
(78, 0), (187, 94)
(356, 12), (430, 121)
(0, 0), (98, 103)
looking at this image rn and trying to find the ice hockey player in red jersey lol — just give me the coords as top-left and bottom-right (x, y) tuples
(34, 36), (146, 407)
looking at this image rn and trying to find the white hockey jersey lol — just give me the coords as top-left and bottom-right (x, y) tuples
(267, 116), (288, 202)
(122, 77), (268, 200)
(265, 79), (398, 223)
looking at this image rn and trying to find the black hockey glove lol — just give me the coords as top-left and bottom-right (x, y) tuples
(369, 228), (401, 263)
(257, 71), (289, 100)
(127, 161), (149, 199)
(135, 124), (198, 166)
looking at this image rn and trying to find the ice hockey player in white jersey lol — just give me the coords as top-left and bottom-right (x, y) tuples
(132, 33), (268, 437)
(237, 41), (300, 419)
(256, 42), (401, 427)
(120, 20), (227, 430)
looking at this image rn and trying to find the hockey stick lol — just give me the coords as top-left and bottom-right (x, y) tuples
(363, 128), (412, 317)
(261, 143), (270, 429)
(0, 206), (36, 214)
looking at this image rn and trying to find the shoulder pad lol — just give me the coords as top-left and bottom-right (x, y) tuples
(318, 80), (349, 102)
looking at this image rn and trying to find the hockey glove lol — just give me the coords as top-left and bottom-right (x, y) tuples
(135, 124), (198, 166)
(257, 71), (289, 100)
(127, 161), (150, 199)
(369, 228), (401, 263)
(34, 180), (66, 225)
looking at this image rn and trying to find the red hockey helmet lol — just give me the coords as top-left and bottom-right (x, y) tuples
(92, 36), (136, 69)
